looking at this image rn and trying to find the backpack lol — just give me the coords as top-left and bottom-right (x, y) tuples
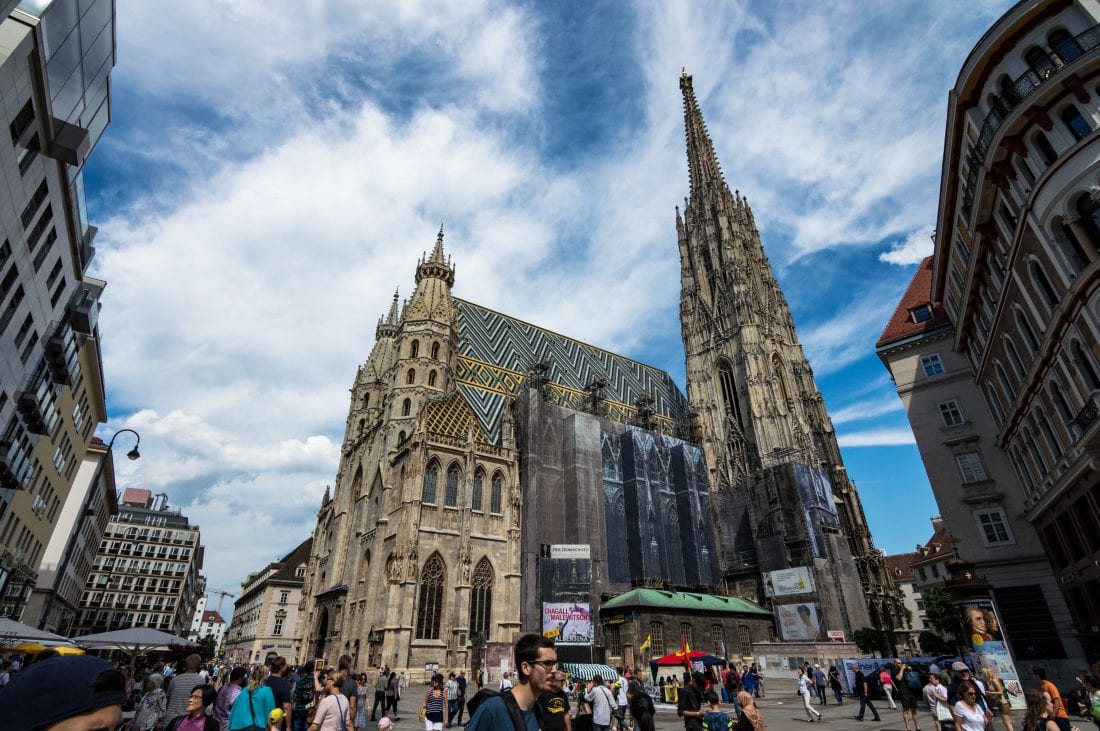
(904, 669), (922, 693)
(466, 687), (533, 731)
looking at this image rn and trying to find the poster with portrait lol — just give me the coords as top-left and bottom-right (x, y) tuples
(542, 602), (593, 645)
(958, 599), (1025, 710)
(776, 602), (824, 641)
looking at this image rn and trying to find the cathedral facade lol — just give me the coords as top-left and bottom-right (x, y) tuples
(295, 73), (901, 674)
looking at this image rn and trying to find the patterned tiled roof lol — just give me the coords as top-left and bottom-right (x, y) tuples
(453, 299), (687, 441)
(876, 257), (952, 348)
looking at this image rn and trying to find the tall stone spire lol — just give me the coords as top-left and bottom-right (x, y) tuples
(680, 70), (725, 194)
(406, 228), (456, 322)
(677, 71), (899, 644)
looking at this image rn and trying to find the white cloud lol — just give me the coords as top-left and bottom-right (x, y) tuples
(830, 395), (904, 425)
(799, 290), (900, 376)
(880, 231), (935, 266)
(836, 428), (917, 447)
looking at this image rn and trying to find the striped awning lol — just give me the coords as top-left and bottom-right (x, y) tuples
(560, 663), (620, 682)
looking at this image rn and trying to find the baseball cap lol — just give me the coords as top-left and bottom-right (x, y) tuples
(0, 656), (125, 729)
(952, 662), (970, 673)
(270, 708), (285, 724)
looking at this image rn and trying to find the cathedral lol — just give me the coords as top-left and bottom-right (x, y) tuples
(296, 72), (901, 675)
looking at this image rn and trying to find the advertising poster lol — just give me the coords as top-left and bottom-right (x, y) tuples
(958, 599), (1025, 710)
(764, 566), (816, 597)
(542, 602), (593, 645)
(775, 602), (824, 641)
(791, 463), (841, 559)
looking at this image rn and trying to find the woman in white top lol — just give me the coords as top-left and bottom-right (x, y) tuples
(798, 669), (822, 723)
(953, 681), (990, 731)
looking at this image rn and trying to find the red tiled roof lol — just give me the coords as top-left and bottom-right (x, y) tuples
(201, 610), (224, 624)
(120, 488), (152, 507)
(911, 523), (956, 568)
(884, 552), (918, 581)
(876, 256), (952, 348)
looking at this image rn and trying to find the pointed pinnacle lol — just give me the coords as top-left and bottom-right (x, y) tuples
(430, 225), (446, 263)
(386, 288), (400, 324)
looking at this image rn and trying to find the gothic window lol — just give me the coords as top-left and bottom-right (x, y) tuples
(1036, 409), (1063, 459)
(738, 625), (752, 656)
(1049, 380), (1075, 427)
(711, 624), (724, 656)
(431, 342), (440, 359)
(469, 557), (494, 641)
(490, 473), (503, 514)
(471, 468), (484, 511)
(398, 430), (407, 442)
(679, 623), (693, 648)
(771, 354), (790, 408)
(718, 360), (742, 427)
(996, 362), (1017, 401)
(423, 461), (439, 504)
(402, 398), (411, 417)
(1010, 445), (1035, 491)
(1073, 340), (1100, 390)
(445, 463), (460, 507)
(1024, 427), (1049, 476)
(1005, 337), (1026, 379)
(406, 368), (416, 385)
(1033, 131), (1058, 167)
(1060, 105), (1093, 141)
(1016, 310), (1040, 354)
(362, 393), (370, 408)
(649, 622), (665, 655)
(428, 370), (438, 387)
(415, 553), (445, 640)
(361, 550), (370, 575)
(351, 465), (363, 494)
(410, 340), (419, 358)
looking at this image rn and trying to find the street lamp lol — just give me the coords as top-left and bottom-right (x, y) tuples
(106, 428), (141, 461)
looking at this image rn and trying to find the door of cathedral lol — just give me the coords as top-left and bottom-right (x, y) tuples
(314, 610), (328, 663)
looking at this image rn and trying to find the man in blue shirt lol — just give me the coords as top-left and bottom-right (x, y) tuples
(467, 633), (555, 731)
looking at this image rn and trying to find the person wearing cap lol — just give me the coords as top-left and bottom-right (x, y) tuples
(0, 655), (126, 730)
(947, 663), (987, 710)
(165, 684), (219, 731)
(678, 672), (709, 731)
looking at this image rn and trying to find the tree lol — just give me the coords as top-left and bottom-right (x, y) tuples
(922, 586), (964, 641)
(853, 627), (889, 656)
(198, 634), (217, 662)
(918, 630), (953, 656)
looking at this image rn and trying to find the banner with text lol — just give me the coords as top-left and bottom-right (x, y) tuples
(959, 599), (1025, 710)
(764, 566), (816, 597)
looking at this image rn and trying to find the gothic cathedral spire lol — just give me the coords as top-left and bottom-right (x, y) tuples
(677, 71), (901, 644)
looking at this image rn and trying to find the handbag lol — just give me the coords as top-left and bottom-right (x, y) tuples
(936, 700), (954, 723)
(335, 695), (347, 731)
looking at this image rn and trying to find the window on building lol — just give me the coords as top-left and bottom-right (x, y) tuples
(406, 368), (416, 385)
(738, 625), (752, 656)
(921, 354), (945, 376)
(410, 340), (419, 358)
(938, 400), (965, 427)
(976, 509), (1013, 545)
(649, 622), (665, 655)
(471, 469), (484, 512)
(606, 623), (622, 656)
(1060, 105), (1093, 141)
(918, 567), (927, 581)
(1037, 411), (1063, 460)
(1050, 28), (1083, 63)
(909, 304), (934, 323)
(490, 474), (503, 514)
(402, 398), (411, 417)
(718, 361), (742, 427)
(1033, 132), (1058, 167)
(1074, 340), (1100, 391)
(679, 623), (693, 648)
(956, 452), (989, 483)
(984, 382), (1007, 424)
(1017, 311), (1040, 354)
(931, 564), (941, 578)
(431, 342), (440, 359)
(273, 611), (286, 636)
(279, 591), (289, 604)
(711, 624), (724, 656)
(1024, 428), (1049, 476)
(444, 464), (460, 507)
(416, 553), (446, 640)
(1030, 261), (1060, 310)
(469, 557), (493, 641)
(422, 462), (438, 504)
(428, 370), (437, 387)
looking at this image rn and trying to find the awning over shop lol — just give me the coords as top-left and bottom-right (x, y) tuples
(560, 663), (620, 682)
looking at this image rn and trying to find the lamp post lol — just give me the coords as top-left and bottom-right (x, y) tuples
(39, 428), (140, 631)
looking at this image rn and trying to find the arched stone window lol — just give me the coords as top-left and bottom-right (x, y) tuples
(1033, 131), (1058, 167)
(718, 360), (743, 428)
(1016, 310), (1040, 354)
(1004, 337), (1026, 379)
(490, 473), (504, 514)
(1073, 340), (1100, 390)
(428, 370), (438, 387)
(1049, 28), (1082, 64)
(1049, 379), (1075, 427)
(362, 393), (370, 408)
(1010, 445), (1036, 492)
(444, 463), (460, 507)
(406, 368), (416, 385)
(361, 549), (371, 576)
(1036, 409), (1063, 460)
(415, 553), (445, 640)
(471, 468), (484, 511)
(1023, 427), (1049, 476)
(423, 461), (439, 504)
(1059, 105), (1093, 141)
(995, 362), (1017, 402)
(1030, 261), (1059, 310)
(410, 340), (419, 358)
(431, 342), (440, 359)
(402, 398), (411, 417)
(469, 557), (494, 640)
(1024, 46), (1055, 79)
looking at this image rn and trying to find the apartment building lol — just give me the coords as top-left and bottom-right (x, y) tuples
(224, 538), (310, 666)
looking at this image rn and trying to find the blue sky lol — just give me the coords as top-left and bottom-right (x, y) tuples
(86, 0), (1016, 601)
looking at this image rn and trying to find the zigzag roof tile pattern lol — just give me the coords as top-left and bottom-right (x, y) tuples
(454, 298), (687, 442)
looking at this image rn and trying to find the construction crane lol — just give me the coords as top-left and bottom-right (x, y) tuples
(205, 588), (236, 615)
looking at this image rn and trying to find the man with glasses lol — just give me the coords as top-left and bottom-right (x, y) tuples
(467, 633), (556, 731)
(947, 662), (989, 713)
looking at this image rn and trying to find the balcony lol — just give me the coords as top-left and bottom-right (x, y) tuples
(0, 427), (33, 491)
(1072, 390), (1100, 438)
(961, 22), (1100, 220)
(15, 370), (59, 435)
(44, 321), (79, 385)
(68, 280), (103, 336)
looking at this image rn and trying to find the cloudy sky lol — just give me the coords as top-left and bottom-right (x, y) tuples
(86, 0), (1015, 609)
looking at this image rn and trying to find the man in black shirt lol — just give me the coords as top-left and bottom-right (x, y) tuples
(677, 672), (707, 731)
(455, 670), (470, 726)
(266, 656), (293, 731)
(849, 664), (881, 722)
(538, 669), (571, 731)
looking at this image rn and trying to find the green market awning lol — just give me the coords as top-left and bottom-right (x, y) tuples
(560, 663), (619, 682)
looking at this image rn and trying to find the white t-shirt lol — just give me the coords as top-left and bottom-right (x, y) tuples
(954, 701), (986, 731)
(499, 677), (512, 691)
(924, 683), (949, 717)
(799, 675), (812, 694)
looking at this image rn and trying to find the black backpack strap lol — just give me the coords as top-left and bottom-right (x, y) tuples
(501, 689), (537, 731)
